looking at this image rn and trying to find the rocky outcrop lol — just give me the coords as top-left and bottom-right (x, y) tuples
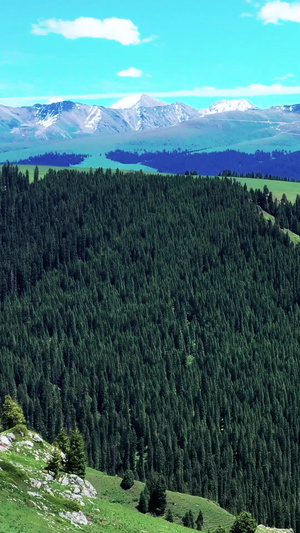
(0, 433), (15, 451)
(257, 525), (294, 533)
(59, 510), (90, 525)
(58, 473), (97, 504)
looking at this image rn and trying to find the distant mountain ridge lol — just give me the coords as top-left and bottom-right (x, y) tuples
(2, 94), (300, 172)
(0, 93), (268, 142)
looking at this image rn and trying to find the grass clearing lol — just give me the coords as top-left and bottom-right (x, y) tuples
(87, 469), (234, 531)
(234, 177), (300, 203)
(261, 210), (300, 244)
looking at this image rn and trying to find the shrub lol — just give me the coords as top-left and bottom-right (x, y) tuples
(121, 469), (135, 490)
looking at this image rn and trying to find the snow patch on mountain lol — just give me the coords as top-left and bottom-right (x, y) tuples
(111, 93), (168, 110)
(201, 99), (258, 116)
(37, 115), (58, 129)
(85, 106), (102, 130)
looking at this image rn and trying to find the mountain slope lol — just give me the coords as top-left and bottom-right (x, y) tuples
(0, 425), (233, 532)
(1, 166), (300, 528)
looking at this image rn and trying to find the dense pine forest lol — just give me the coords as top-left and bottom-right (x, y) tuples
(1, 164), (300, 530)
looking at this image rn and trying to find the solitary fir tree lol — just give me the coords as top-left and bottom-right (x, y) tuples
(120, 469), (135, 490)
(147, 473), (167, 516)
(65, 427), (86, 478)
(196, 509), (204, 530)
(46, 446), (62, 478)
(1, 395), (26, 430)
(138, 487), (149, 514)
(56, 427), (69, 455)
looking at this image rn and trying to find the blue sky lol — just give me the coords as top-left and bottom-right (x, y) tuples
(2, 0), (300, 108)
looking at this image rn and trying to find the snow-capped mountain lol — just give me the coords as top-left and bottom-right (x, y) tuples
(2, 94), (300, 144)
(200, 99), (258, 116)
(110, 93), (168, 110)
(117, 101), (201, 131)
(0, 101), (132, 141)
(0, 95), (203, 140)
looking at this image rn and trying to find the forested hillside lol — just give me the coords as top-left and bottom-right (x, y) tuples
(1, 164), (300, 530)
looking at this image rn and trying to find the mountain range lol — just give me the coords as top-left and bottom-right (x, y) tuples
(2, 93), (300, 172)
(0, 93), (276, 142)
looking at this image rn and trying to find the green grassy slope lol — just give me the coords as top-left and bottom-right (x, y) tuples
(87, 470), (234, 531)
(0, 426), (234, 533)
(234, 177), (300, 203)
(261, 210), (300, 244)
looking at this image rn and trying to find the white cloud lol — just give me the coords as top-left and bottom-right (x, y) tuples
(4, 83), (300, 107)
(258, 1), (300, 23)
(31, 17), (154, 45)
(117, 67), (143, 78)
(241, 12), (253, 16)
(275, 73), (295, 80)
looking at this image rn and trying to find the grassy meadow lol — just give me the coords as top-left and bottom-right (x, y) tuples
(87, 469), (234, 532)
(0, 425), (234, 533)
(233, 177), (300, 203)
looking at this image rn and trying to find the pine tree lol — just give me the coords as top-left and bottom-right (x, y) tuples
(230, 512), (257, 533)
(138, 488), (149, 514)
(166, 508), (174, 522)
(56, 427), (69, 454)
(196, 509), (204, 530)
(65, 427), (86, 478)
(183, 509), (195, 528)
(121, 469), (135, 490)
(34, 166), (39, 183)
(46, 446), (62, 478)
(1, 395), (26, 430)
(147, 473), (167, 516)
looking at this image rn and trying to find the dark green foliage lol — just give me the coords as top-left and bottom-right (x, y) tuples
(147, 473), (167, 516)
(33, 165), (39, 183)
(230, 512), (257, 533)
(165, 508), (174, 522)
(65, 427), (86, 478)
(138, 488), (149, 514)
(56, 428), (69, 455)
(251, 184), (300, 236)
(214, 527), (227, 533)
(183, 509), (195, 528)
(121, 469), (135, 490)
(46, 446), (62, 478)
(1, 396), (26, 429)
(196, 510), (204, 530)
(1, 164), (300, 528)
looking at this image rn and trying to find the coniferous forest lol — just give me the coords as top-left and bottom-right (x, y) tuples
(1, 164), (300, 530)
